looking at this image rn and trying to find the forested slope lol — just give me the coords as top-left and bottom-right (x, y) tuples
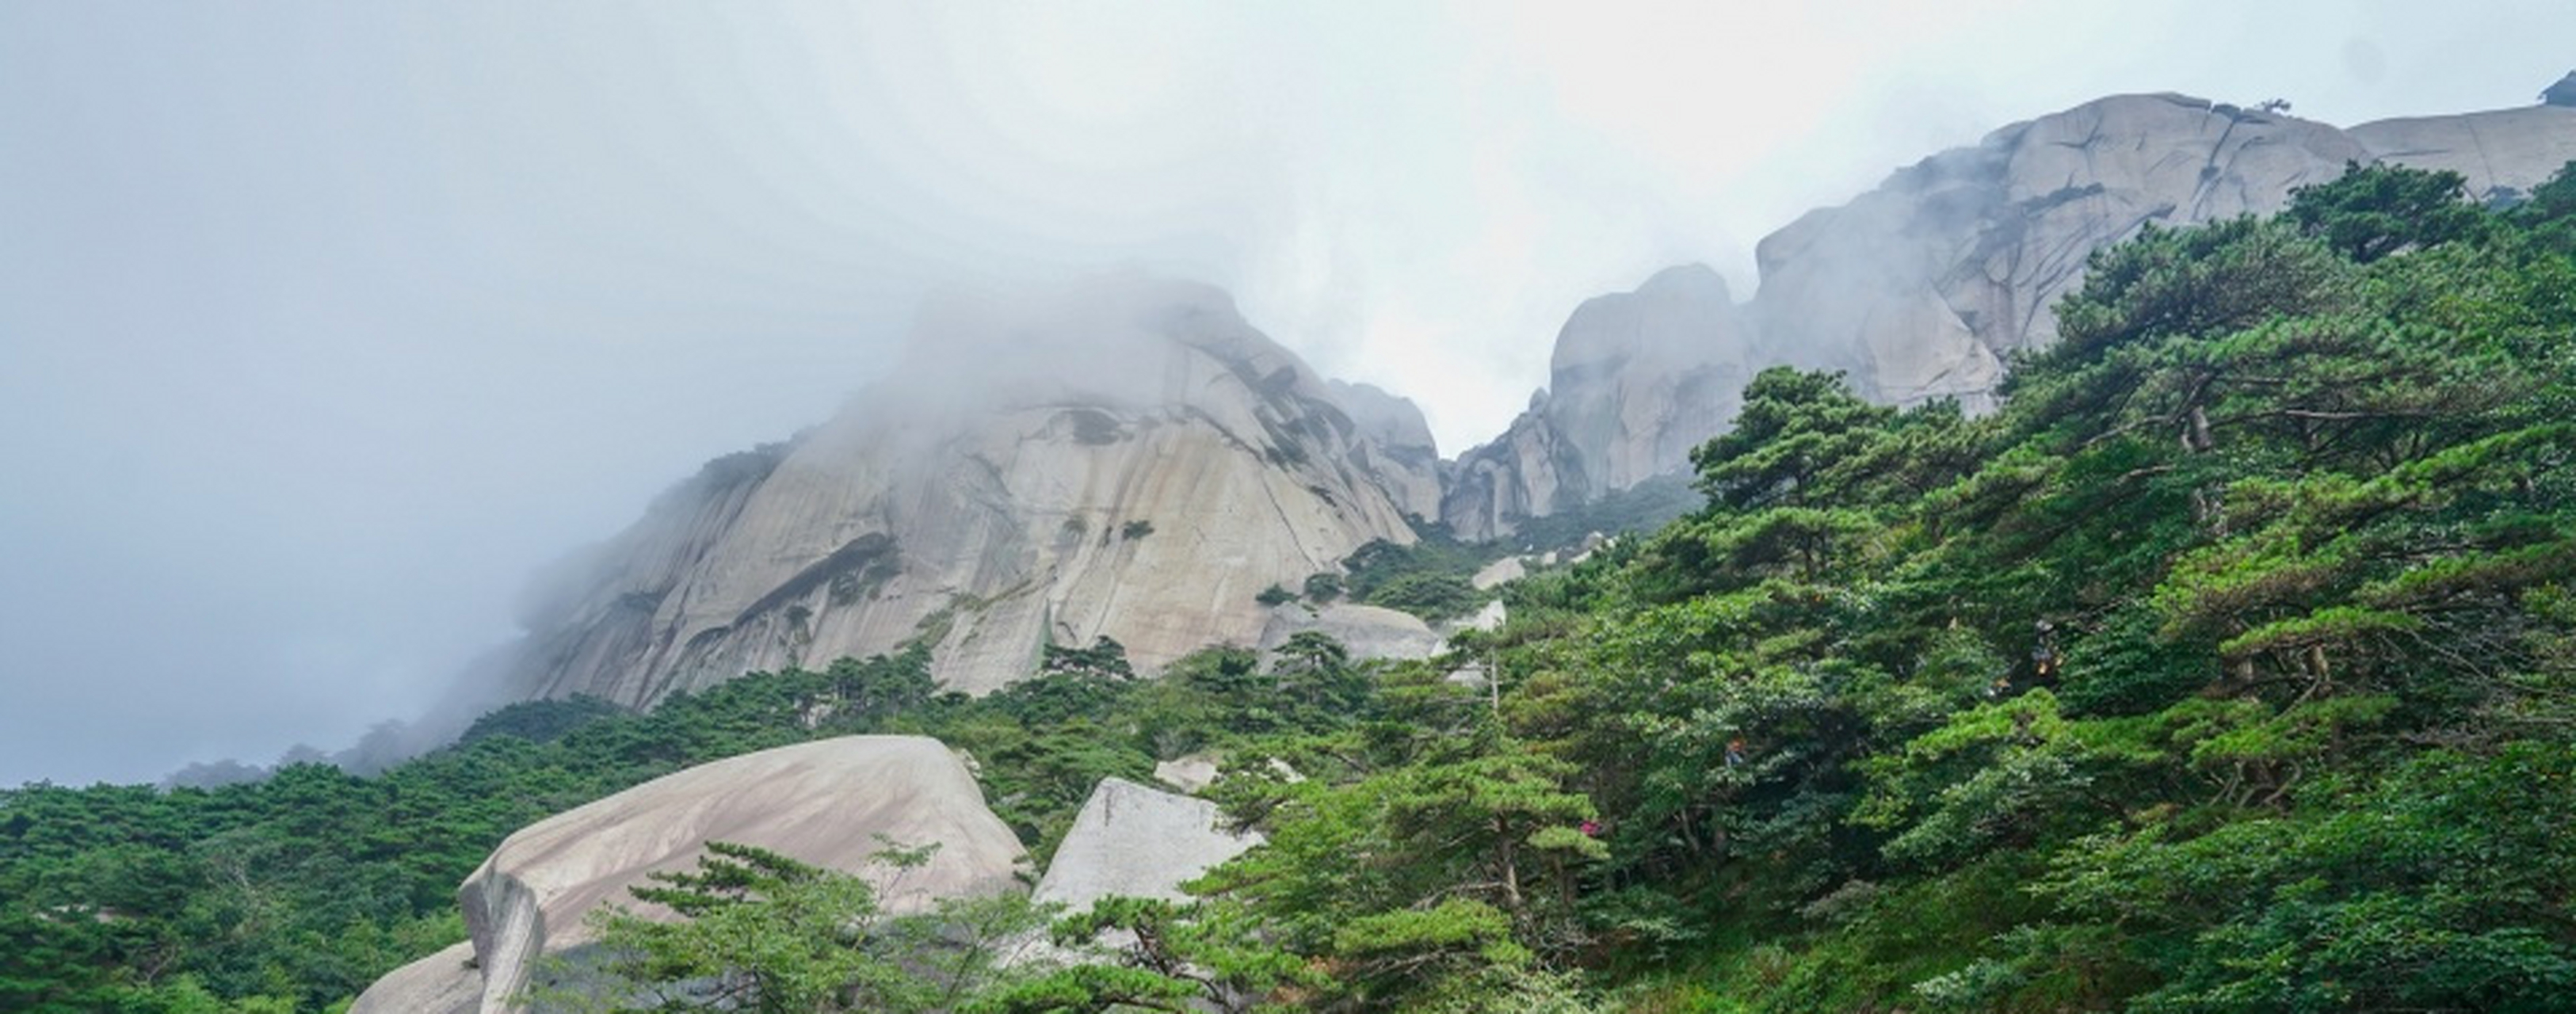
(6, 161), (2573, 1013)
(1154, 162), (2576, 1012)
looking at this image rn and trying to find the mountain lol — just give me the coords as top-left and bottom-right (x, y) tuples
(1441, 265), (1752, 540)
(1755, 93), (2576, 409)
(501, 276), (1419, 707)
(1324, 379), (1444, 520)
(492, 90), (2576, 704)
(1443, 92), (2576, 538)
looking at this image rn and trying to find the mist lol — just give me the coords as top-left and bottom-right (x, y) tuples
(4, 1), (2570, 786)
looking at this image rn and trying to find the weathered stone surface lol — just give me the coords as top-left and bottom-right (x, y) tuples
(1033, 778), (1261, 911)
(455, 736), (1022, 1012)
(1257, 602), (1442, 662)
(505, 276), (1419, 706)
(1441, 265), (1754, 539)
(1753, 93), (2576, 411)
(1152, 753), (1222, 794)
(347, 941), (479, 1014)
(1442, 96), (2575, 543)
(1326, 379), (1444, 521)
(1470, 555), (1527, 590)
(2350, 105), (2576, 204)
(1754, 93), (2370, 408)
(1458, 598), (1507, 634)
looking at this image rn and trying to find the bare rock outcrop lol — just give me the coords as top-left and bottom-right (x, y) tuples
(348, 941), (481, 1014)
(1441, 265), (1754, 539)
(1753, 93), (2576, 410)
(2349, 104), (2576, 204)
(1326, 379), (1444, 520)
(1470, 555), (1527, 590)
(507, 276), (1421, 706)
(1032, 777), (1261, 911)
(449, 736), (1023, 1012)
(1448, 94), (2576, 543)
(1257, 602), (1443, 663)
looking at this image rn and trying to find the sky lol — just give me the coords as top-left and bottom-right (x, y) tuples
(2, 0), (2570, 786)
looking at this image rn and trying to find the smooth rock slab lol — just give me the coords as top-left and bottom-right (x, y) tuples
(1033, 777), (1262, 912)
(1257, 602), (1442, 663)
(1471, 555), (1528, 590)
(1152, 753), (1223, 794)
(348, 941), (479, 1014)
(456, 735), (1024, 1012)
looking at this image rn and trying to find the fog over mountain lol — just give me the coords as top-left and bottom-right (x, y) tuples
(3, 1), (2571, 786)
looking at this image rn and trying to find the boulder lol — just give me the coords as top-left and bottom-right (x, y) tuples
(1458, 598), (1507, 634)
(452, 736), (1024, 1012)
(1152, 753), (1222, 794)
(1032, 778), (1261, 911)
(1257, 602), (1442, 662)
(1470, 555), (1527, 590)
(347, 941), (479, 1014)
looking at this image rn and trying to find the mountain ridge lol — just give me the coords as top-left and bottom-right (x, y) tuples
(483, 87), (2576, 707)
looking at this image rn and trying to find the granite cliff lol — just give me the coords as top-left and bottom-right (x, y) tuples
(1755, 93), (2576, 410)
(504, 277), (1420, 707)
(1441, 265), (1751, 539)
(493, 89), (2576, 701)
(1443, 91), (2576, 537)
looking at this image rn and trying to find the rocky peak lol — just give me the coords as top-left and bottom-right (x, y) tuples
(1437, 93), (2574, 542)
(1325, 379), (1437, 460)
(1439, 263), (1751, 539)
(2545, 71), (2576, 108)
(1753, 93), (2576, 409)
(1326, 379), (1444, 520)
(500, 275), (1418, 707)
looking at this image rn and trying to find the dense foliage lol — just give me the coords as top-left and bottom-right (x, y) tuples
(1024, 162), (2576, 1011)
(5, 162), (2571, 1012)
(1390, 161), (2576, 1010)
(0, 640), (1371, 1012)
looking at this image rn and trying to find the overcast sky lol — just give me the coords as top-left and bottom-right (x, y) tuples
(2, 1), (2569, 786)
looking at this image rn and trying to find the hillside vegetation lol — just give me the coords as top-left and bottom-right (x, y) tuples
(4, 162), (2573, 1012)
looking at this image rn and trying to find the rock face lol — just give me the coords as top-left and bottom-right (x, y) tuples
(1257, 602), (1444, 663)
(1441, 265), (1754, 539)
(452, 736), (1023, 1012)
(479, 93), (2576, 712)
(1753, 93), (2576, 410)
(1445, 94), (2576, 541)
(1326, 379), (1444, 521)
(507, 276), (1421, 705)
(2349, 105), (2576, 204)
(1033, 777), (1261, 911)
